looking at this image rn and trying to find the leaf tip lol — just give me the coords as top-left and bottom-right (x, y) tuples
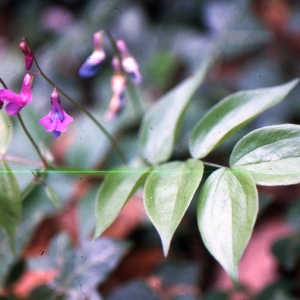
(161, 238), (171, 257)
(231, 275), (240, 289)
(227, 265), (239, 288)
(92, 230), (100, 243)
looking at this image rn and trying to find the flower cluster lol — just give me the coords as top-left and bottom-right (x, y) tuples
(0, 39), (73, 138)
(78, 31), (142, 120)
(0, 30), (140, 139)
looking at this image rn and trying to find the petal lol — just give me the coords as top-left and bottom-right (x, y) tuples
(5, 102), (24, 116)
(122, 57), (142, 84)
(24, 54), (34, 71)
(93, 31), (104, 51)
(54, 111), (73, 132)
(53, 130), (61, 138)
(111, 74), (126, 95)
(78, 50), (105, 78)
(105, 93), (125, 121)
(0, 89), (22, 102)
(39, 112), (56, 131)
(20, 74), (33, 103)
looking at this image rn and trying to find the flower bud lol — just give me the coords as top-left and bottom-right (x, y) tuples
(19, 38), (33, 70)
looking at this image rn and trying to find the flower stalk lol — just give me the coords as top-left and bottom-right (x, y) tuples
(17, 113), (49, 168)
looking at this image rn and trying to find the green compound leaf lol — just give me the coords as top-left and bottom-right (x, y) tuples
(189, 79), (299, 159)
(0, 110), (12, 155)
(0, 161), (21, 253)
(230, 124), (300, 186)
(94, 165), (150, 240)
(197, 168), (258, 284)
(139, 60), (210, 165)
(144, 159), (204, 256)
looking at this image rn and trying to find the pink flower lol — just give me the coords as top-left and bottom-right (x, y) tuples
(39, 87), (73, 138)
(0, 73), (34, 116)
(105, 72), (127, 121)
(112, 40), (142, 84)
(19, 38), (33, 70)
(78, 31), (106, 78)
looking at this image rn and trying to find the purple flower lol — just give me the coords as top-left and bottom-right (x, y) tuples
(39, 87), (73, 138)
(113, 40), (142, 84)
(105, 72), (127, 121)
(19, 38), (33, 70)
(0, 73), (34, 116)
(78, 31), (105, 78)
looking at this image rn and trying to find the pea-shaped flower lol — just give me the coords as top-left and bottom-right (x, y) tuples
(113, 40), (142, 84)
(0, 73), (34, 116)
(39, 87), (73, 138)
(78, 31), (106, 78)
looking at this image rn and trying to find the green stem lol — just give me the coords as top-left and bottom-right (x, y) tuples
(17, 113), (48, 168)
(0, 78), (8, 89)
(25, 38), (127, 164)
(202, 161), (228, 169)
(103, 29), (144, 118)
(126, 79), (144, 117)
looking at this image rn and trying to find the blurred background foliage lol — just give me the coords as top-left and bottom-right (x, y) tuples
(1, 0), (300, 299)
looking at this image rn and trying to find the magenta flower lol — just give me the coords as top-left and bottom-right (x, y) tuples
(19, 38), (33, 70)
(78, 31), (106, 78)
(0, 73), (34, 116)
(39, 87), (73, 138)
(105, 72), (127, 121)
(113, 40), (142, 84)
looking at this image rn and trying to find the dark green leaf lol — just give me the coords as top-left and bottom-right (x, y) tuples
(204, 290), (229, 300)
(197, 168), (258, 284)
(94, 165), (150, 240)
(0, 111), (12, 155)
(139, 61), (210, 165)
(29, 284), (64, 300)
(106, 280), (159, 300)
(230, 124), (300, 185)
(0, 184), (57, 285)
(189, 79), (299, 159)
(155, 261), (200, 287)
(0, 160), (21, 252)
(254, 279), (298, 300)
(272, 235), (300, 272)
(4, 259), (26, 286)
(285, 201), (300, 230)
(144, 159), (204, 255)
